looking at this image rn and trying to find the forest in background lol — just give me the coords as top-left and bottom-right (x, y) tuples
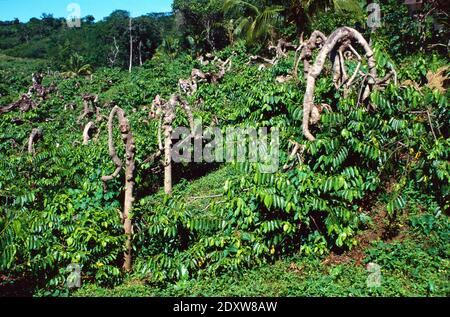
(0, 0), (448, 297)
(1, 0), (448, 71)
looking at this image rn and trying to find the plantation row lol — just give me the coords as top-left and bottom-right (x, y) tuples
(0, 1), (448, 296)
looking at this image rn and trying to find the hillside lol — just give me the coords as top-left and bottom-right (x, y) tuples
(0, 0), (449, 298)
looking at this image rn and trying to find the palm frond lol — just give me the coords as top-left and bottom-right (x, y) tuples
(223, 0), (259, 15)
(253, 6), (283, 40)
(234, 17), (251, 37)
(333, 0), (364, 16)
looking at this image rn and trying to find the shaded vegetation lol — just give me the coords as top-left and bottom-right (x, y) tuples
(0, 0), (448, 297)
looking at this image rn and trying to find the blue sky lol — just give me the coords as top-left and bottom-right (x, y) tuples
(0, 0), (174, 22)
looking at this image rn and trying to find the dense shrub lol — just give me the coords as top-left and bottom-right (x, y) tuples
(0, 2), (448, 294)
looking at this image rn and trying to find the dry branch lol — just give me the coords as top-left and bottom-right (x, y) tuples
(28, 128), (43, 156)
(247, 55), (277, 69)
(197, 53), (215, 66)
(108, 36), (120, 67)
(179, 55), (233, 96)
(309, 103), (332, 125)
(301, 27), (380, 141)
(248, 39), (296, 70)
(0, 73), (55, 115)
(82, 122), (96, 145)
(101, 106), (136, 272)
(283, 140), (305, 171)
(77, 94), (98, 124)
(151, 94), (195, 195)
(269, 39), (297, 60)
(276, 75), (293, 83)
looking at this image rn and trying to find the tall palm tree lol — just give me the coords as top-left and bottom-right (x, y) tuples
(223, 0), (284, 44)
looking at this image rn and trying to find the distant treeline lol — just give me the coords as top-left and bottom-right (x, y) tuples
(0, 0), (448, 71)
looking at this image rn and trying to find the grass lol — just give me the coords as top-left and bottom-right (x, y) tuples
(141, 163), (241, 216)
(74, 236), (449, 297)
(0, 53), (48, 71)
(0, 53), (49, 105)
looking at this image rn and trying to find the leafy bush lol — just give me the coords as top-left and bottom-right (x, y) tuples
(0, 2), (448, 295)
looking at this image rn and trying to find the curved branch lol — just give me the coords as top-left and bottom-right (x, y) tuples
(302, 27), (377, 141)
(82, 121), (96, 145)
(344, 44), (362, 90)
(101, 105), (135, 272)
(294, 31), (327, 79)
(28, 128), (43, 155)
(102, 107), (126, 182)
(77, 94), (97, 124)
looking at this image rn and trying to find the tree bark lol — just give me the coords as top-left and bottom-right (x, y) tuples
(101, 106), (135, 272)
(163, 120), (173, 195)
(294, 31), (327, 79)
(302, 27), (377, 141)
(151, 94), (195, 195)
(82, 121), (95, 145)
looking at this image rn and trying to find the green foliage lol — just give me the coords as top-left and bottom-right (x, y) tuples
(74, 196), (449, 297)
(173, 0), (226, 51)
(0, 11), (172, 70)
(0, 2), (448, 297)
(111, 45), (448, 286)
(0, 54), (48, 104)
(373, 0), (450, 61)
(223, 0), (284, 44)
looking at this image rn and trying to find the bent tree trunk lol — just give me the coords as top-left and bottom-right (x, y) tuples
(82, 122), (96, 145)
(1, 73), (53, 115)
(151, 94), (195, 195)
(294, 31), (327, 79)
(28, 128), (43, 156)
(302, 27), (377, 141)
(101, 106), (136, 272)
